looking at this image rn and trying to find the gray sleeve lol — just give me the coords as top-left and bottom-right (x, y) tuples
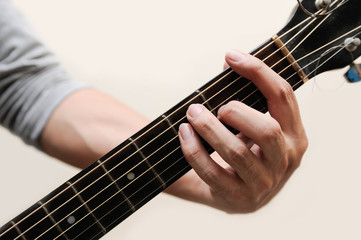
(0, 0), (86, 149)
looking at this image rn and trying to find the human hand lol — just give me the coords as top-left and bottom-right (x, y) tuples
(177, 50), (308, 213)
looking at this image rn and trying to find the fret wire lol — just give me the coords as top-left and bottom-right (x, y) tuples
(1, 11), (317, 239)
(97, 160), (136, 212)
(7, 6), (347, 239)
(10, 221), (26, 240)
(161, 114), (179, 136)
(66, 182), (107, 234)
(129, 137), (167, 188)
(37, 201), (69, 240)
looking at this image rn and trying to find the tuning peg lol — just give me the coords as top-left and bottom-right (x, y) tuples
(345, 37), (361, 52)
(315, 0), (331, 10)
(344, 63), (361, 83)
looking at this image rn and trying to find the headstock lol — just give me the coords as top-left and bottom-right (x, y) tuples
(277, 0), (361, 80)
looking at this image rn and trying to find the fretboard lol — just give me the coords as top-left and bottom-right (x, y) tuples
(0, 37), (305, 240)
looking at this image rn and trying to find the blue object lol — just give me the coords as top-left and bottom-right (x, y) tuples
(345, 64), (361, 83)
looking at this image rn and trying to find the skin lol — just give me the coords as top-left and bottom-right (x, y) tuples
(41, 50), (308, 214)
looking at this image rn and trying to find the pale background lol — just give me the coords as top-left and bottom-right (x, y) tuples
(1, 0), (361, 239)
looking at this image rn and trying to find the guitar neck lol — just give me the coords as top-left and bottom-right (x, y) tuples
(0, 37), (305, 240)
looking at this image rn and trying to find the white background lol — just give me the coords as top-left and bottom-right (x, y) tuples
(1, 0), (361, 239)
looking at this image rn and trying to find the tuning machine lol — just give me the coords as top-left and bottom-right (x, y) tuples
(315, 0), (331, 10)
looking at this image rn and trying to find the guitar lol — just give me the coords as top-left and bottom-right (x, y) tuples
(1, 0), (361, 239)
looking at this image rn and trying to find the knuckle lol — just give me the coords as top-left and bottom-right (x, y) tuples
(202, 167), (221, 187)
(260, 118), (283, 142)
(286, 134), (309, 171)
(183, 144), (202, 162)
(299, 134), (309, 155)
(288, 148), (303, 171)
(276, 81), (295, 103)
(228, 142), (249, 163)
(258, 176), (274, 193)
(279, 157), (290, 173)
(195, 114), (218, 133)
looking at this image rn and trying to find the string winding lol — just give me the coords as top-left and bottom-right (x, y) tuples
(297, 0), (349, 18)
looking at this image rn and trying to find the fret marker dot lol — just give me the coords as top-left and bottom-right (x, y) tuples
(67, 216), (76, 225)
(127, 172), (135, 181)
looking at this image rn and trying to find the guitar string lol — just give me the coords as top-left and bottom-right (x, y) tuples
(232, 35), (359, 117)
(278, 26), (361, 77)
(1, 7), (319, 239)
(227, 28), (361, 119)
(54, 39), (351, 240)
(37, 19), (361, 240)
(9, 3), (353, 238)
(85, 164), (193, 240)
(268, 12), (332, 76)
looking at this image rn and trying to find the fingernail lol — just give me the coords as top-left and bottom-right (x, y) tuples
(179, 123), (193, 140)
(226, 50), (245, 63)
(188, 104), (203, 118)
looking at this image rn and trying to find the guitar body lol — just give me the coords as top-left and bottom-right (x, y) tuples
(0, 1), (360, 239)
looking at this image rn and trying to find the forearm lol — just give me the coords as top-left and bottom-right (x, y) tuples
(40, 88), (149, 168)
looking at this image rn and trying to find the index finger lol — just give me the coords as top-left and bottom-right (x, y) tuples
(225, 50), (303, 135)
